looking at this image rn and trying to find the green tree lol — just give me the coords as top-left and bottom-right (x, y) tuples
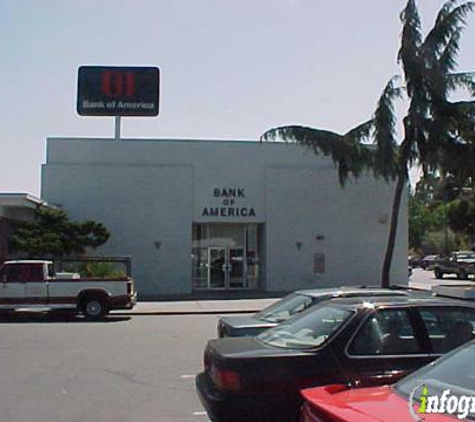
(10, 208), (110, 258)
(262, 0), (475, 287)
(447, 197), (475, 243)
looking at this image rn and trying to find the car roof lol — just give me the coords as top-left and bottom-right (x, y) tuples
(294, 287), (408, 299)
(324, 295), (475, 310)
(4, 260), (53, 265)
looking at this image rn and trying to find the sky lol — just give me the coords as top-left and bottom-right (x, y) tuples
(1, 0), (475, 196)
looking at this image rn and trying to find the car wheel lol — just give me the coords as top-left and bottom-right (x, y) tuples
(458, 270), (468, 280)
(434, 268), (443, 279)
(81, 297), (107, 320)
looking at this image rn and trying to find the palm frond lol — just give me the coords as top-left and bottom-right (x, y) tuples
(423, 1), (474, 58)
(435, 0), (462, 26)
(372, 77), (404, 179)
(343, 119), (374, 144)
(446, 72), (475, 94)
(398, 0), (423, 96)
(260, 125), (342, 144)
(260, 125), (375, 185)
(438, 30), (461, 73)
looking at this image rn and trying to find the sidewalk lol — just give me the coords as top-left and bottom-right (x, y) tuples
(114, 298), (279, 316)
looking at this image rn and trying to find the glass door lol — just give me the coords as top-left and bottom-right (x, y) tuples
(192, 223), (262, 291)
(228, 248), (245, 289)
(208, 247), (227, 289)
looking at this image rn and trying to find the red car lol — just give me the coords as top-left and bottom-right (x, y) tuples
(300, 340), (475, 422)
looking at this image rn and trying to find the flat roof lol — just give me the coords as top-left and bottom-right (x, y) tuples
(0, 193), (56, 219)
(0, 193), (48, 208)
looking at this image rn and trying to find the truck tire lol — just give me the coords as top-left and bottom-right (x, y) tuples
(458, 269), (469, 280)
(434, 268), (444, 279)
(81, 296), (108, 320)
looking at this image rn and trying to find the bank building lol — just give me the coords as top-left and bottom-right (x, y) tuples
(41, 137), (408, 298)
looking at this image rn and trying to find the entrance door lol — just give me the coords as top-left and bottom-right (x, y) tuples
(192, 224), (261, 291)
(208, 247), (247, 289)
(208, 248), (227, 289)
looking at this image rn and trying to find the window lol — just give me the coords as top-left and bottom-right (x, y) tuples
(419, 307), (475, 354)
(255, 293), (314, 323)
(349, 309), (421, 355)
(396, 342), (475, 400)
(258, 305), (353, 349)
(1, 265), (22, 282)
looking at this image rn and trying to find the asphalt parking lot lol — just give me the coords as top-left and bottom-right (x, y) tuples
(0, 313), (217, 422)
(0, 267), (470, 422)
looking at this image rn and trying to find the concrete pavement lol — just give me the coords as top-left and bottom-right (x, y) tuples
(114, 297), (279, 316)
(116, 268), (475, 316)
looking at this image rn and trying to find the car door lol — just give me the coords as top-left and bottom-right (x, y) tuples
(344, 307), (433, 387)
(0, 264), (26, 305)
(23, 263), (48, 305)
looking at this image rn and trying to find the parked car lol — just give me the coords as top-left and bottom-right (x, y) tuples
(434, 250), (475, 280)
(217, 287), (410, 338)
(300, 339), (475, 421)
(421, 254), (440, 270)
(196, 296), (475, 422)
(408, 254), (421, 268)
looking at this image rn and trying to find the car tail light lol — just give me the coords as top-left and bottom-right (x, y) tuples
(127, 281), (133, 295)
(210, 364), (241, 391)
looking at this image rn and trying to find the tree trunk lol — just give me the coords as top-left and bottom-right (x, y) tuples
(381, 172), (408, 288)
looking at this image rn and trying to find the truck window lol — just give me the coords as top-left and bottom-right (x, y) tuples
(47, 263), (55, 279)
(2, 265), (22, 282)
(28, 264), (44, 282)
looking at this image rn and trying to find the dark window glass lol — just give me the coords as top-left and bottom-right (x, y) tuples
(349, 309), (421, 355)
(4, 265), (22, 282)
(28, 264), (44, 282)
(419, 307), (475, 354)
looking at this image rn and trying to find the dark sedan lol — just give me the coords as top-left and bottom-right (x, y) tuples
(196, 296), (475, 422)
(217, 286), (410, 338)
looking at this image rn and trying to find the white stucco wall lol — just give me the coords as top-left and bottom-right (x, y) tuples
(41, 137), (408, 296)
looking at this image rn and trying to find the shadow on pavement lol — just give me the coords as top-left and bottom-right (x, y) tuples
(0, 311), (131, 324)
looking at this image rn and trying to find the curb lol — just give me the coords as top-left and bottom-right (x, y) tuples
(113, 309), (258, 316)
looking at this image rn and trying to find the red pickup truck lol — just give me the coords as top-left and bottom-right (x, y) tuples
(0, 260), (136, 319)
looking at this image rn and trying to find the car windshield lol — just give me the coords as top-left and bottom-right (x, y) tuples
(395, 341), (475, 408)
(255, 293), (315, 323)
(257, 305), (354, 349)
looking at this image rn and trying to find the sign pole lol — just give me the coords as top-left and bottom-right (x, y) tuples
(114, 116), (121, 140)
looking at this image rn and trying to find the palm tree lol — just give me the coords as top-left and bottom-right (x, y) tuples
(261, 0), (475, 287)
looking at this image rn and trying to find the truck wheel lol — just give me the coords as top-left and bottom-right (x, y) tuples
(458, 270), (468, 280)
(434, 268), (443, 279)
(81, 297), (107, 320)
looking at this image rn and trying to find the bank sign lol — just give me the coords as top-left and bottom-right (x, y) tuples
(77, 66), (160, 116)
(201, 188), (257, 218)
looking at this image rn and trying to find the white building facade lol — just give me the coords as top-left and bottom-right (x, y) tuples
(41, 137), (408, 297)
